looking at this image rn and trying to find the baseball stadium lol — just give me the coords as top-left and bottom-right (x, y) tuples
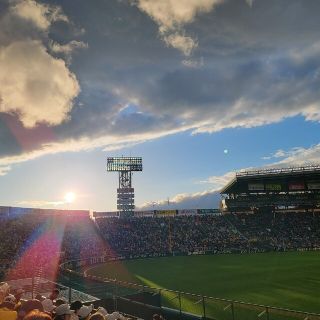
(1, 164), (320, 320)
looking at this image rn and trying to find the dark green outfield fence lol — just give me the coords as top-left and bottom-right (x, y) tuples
(58, 258), (320, 320)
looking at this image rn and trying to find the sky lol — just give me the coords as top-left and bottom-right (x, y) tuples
(1, 0), (320, 211)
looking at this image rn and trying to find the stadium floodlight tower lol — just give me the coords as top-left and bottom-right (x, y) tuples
(107, 157), (143, 218)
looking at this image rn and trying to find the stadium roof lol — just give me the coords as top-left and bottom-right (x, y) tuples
(221, 165), (320, 194)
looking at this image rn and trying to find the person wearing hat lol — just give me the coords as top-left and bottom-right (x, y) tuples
(23, 310), (53, 320)
(35, 294), (46, 302)
(70, 301), (83, 320)
(14, 289), (24, 302)
(4, 295), (16, 304)
(87, 313), (104, 320)
(54, 304), (73, 320)
(42, 298), (55, 314)
(0, 282), (10, 304)
(77, 305), (93, 320)
(55, 298), (67, 307)
(96, 307), (128, 320)
(18, 299), (44, 320)
(14, 289), (25, 311)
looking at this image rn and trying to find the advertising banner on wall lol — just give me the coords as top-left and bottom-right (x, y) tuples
(307, 182), (320, 190)
(134, 210), (154, 217)
(288, 182), (305, 190)
(177, 209), (197, 216)
(197, 209), (221, 215)
(93, 211), (119, 218)
(248, 183), (264, 191)
(155, 210), (177, 217)
(265, 184), (281, 191)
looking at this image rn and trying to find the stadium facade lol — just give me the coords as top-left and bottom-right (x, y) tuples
(220, 165), (320, 213)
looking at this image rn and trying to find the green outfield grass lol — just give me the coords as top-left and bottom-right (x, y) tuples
(86, 251), (320, 316)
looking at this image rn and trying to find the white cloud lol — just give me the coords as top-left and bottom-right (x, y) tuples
(134, 0), (223, 55)
(0, 166), (11, 176)
(0, 40), (80, 128)
(17, 200), (65, 208)
(182, 57), (204, 68)
(0, 122), (193, 175)
(135, 0), (222, 31)
(139, 189), (221, 210)
(10, 0), (68, 31)
(199, 171), (236, 189)
(50, 40), (88, 55)
(261, 146), (320, 163)
(164, 33), (197, 56)
(273, 144), (320, 167)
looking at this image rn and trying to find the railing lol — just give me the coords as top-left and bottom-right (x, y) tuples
(60, 261), (320, 320)
(6, 277), (99, 304)
(236, 165), (320, 178)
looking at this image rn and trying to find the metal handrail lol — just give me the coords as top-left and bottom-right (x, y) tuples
(236, 164), (320, 177)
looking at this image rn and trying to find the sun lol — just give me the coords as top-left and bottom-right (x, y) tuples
(64, 192), (76, 203)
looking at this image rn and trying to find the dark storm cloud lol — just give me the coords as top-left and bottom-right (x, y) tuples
(1, 0), (320, 168)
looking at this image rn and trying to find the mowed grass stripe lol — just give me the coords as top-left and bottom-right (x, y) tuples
(86, 251), (320, 313)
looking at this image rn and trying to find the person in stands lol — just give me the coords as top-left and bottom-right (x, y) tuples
(49, 290), (60, 303)
(70, 301), (83, 320)
(0, 301), (18, 320)
(87, 314), (104, 320)
(53, 304), (73, 320)
(55, 299), (67, 307)
(77, 305), (93, 320)
(96, 307), (128, 320)
(18, 300), (44, 320)
(23, 310), (53, 320)
(14, 289), (25, 310)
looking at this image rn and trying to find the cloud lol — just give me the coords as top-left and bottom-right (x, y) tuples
(182, 58), (204, 68)
(1, 0), (320, 179)
(0, 0), (82, 128)
(10, 0), (68, 31)
(272, 144), (320, 167)
(17, 200), (65, 208)
(164, 32), (197, 56)
(133, 0), (223, 55)
(0, 166), (11, 176)
(142, 143), (320, 210)
(198, 171), (236, 189)
(0, 121), (193, 174)
(50, 40), (88, 55)
(139, 189), (222, 210)
(0, 40), (80, 128)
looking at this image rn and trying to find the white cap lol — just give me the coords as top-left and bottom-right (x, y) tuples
(96, 307), (109, 316)
(4, 294), (16, 304)
(78, 304), (93, 319)
(55, 303), (74, 315)
(106, 312), (126, 320)
(42, 298), (55, 312)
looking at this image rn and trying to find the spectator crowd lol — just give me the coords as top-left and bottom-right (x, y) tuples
(1, 210), (320, 280)
(0, 284), (130, 320)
